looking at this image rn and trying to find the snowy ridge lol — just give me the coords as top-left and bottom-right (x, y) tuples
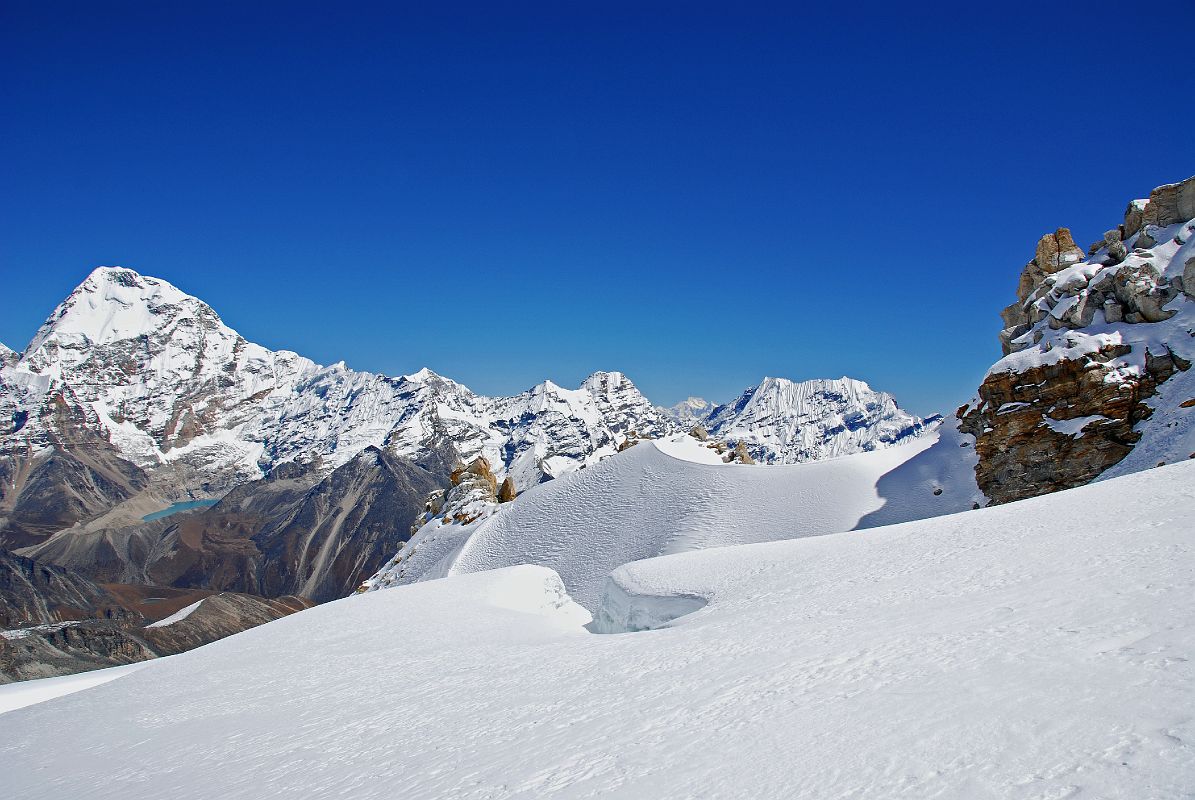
(366, 428), (982, 608)
(3, 460), (1191, 798)
(700, 376), (931, 463)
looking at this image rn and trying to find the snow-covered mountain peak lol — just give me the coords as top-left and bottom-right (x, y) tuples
(579, 370), (630, 393)
(29, 267), (206, 351)
(0, 270), (683, 492)
(703, 375), (929, 464)
(662, 396), (716, 427)
(401, 366), (455, 386)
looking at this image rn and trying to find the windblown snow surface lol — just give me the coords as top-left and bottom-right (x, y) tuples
(369, 424), (983, 609)
(2, 455), (1192, 798)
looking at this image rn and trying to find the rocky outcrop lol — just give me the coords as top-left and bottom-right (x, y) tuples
(0, 621), (156, 681)
(725, 442), (756, 465)
(439, 457), (499, 524)
(958, 344), (1165, 503)
(966, 176), (1195, 504)
(1143, 175), (1195, 229)
(1000, 229), (1086, 345)
(360, 456), (513, 593)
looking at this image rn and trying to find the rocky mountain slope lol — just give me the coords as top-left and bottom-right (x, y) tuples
(0, 430), (149, 549)
(0, 549), (310, 682)
(960, 175), (1195, 503)
(17, 444), (449, 604)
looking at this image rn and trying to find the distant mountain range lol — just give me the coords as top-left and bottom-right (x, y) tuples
(1, 266), (928, 501)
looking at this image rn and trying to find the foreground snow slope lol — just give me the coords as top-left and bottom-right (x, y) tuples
(374, 427), (981, 609)
(3, 461), (1192, 799)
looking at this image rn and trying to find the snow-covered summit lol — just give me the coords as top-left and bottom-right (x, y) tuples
(701, 376), (930, 463)
(661, 396), (716, 427)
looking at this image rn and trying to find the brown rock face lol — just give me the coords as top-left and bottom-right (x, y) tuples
(497, 476), (517, 503)
(1142, 175), (1195, 228)
(961, 340), (1190, 505)
(959, 345), (1163, 503)
(723, 441), (756, 464)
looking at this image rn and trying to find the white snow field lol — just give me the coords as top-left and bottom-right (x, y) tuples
(0, 662), (150, 715)
(373, 426), (983, 610)
(1, 459), (1192, 799)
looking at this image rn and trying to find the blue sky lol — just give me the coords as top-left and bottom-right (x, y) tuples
(2, 2), (1191, 416)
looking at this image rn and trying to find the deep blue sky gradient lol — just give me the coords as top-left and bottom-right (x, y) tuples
(2, 2), (1191, 415)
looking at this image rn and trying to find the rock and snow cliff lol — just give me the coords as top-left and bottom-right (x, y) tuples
(961, 175), (1195, 503)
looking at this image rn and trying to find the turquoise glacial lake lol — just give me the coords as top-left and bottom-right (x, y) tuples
(141, 499), (219, 522)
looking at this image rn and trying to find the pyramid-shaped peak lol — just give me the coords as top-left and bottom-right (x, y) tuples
(24, 266), (222, 356)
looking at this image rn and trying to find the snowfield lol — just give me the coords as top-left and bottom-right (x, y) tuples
(1, 459), (1191, 799)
